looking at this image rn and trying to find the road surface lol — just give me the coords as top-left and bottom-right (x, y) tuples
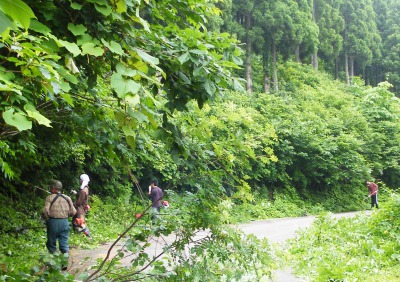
(69, 211), (366, 281)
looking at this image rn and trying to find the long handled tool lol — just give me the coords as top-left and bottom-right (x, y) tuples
(33, 185), (51, 194)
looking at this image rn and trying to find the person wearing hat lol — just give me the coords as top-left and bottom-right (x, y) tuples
(72, 173), (92, 238)
(42, 180), (76, 270)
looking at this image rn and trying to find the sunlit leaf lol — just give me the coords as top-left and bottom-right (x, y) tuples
(57, 39), (81, 57)
(29, 19), (50, 34)
(101, 39), (124, 55)
(122, 125), (135, 137)
(94, 3), (112, 16)
(81, 43), (104, 56)
(68, 23), (87, 36)
(114, 0), (127, 13)
(126, 135), (136, 150)
(111, 73), (141, 98)
(134, 48), (159, 65)
(24, 104), (52, 127)
(130, 111), (149, 124)
(70, 2), (82, 10)
(60, 93), (74, 107)
(125, 94), (140, 106)
(0, 0), (36, 30)
(2, 108), (32, 131)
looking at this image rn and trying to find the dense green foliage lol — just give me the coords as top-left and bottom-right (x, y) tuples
(287, 189), (400, 281)
(2, 0), (400, 281)
(2, 61), (400, 280)
(0, 0), (243, 193)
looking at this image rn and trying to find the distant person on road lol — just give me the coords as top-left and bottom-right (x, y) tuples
(72, 173), (92, 238)
(42, 180), (76, 270)
(148, 178), (163, 222)
(366, 181), (379, 209)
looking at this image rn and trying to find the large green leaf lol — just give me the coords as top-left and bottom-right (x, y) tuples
(126, 135), (136, 150)
(204, 80), (216, 95)
(29, 19), (50, 35)
(110, 73), (141, 98)
(122, 125), (135, 137)
(81, 42), (104, 56)
(56, 38), (81, 57)
(60, 93), (74, 107)
(101, 39), (124, 55)
(0, 9), (14, 33)
(125, 94), (140, 106)
(134, 48), (159, 65)
(113, 0), (127, 13)
(94, 3), (112, 16)
(115, 63), (137, 77)
(24, 104), (52, 127)
(0, 0), (36, 30)
(178, 52), (190, 64)
(129, 111), (149, 124)
(2, 108), (32, 131)
(68, 23), (87, 36)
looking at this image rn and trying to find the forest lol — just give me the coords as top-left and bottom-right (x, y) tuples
(1, 0), (400, 281)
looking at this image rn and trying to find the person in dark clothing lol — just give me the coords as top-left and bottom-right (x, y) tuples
(148, 179), (163, 221)
(72, 173), (92, 238)
(42, 180), (76, 270)
(366, 181), (379, 209)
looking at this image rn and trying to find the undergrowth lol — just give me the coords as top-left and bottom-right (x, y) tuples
(1, 190), (279, 281)
(0, 192), (146, 280)
(1, 187), (387, 281)
(286, 190), (400, 281)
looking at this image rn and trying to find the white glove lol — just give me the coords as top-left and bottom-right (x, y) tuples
(148, 185), (151, 193)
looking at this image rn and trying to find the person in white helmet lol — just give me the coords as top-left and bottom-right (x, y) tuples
(72, 173), (92, 238)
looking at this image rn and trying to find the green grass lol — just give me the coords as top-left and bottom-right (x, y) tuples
(286, 191), (400, 281)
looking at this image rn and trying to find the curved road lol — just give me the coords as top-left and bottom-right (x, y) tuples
(236, 211), (368, 281)
(69, 212), (366, 281)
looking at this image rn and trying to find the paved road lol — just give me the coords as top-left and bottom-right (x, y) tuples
(69, 212), (366, 281)
(237, 211), (364, 243)
(237, 216), (318, 282)
(236, 211), (368, 281)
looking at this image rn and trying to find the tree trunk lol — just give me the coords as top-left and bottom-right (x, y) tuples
(335, 56), (339, 80)
(245, 13), (253, 94)
(349, 56), (354, 78)
(263, 74), (270, 93)
(272, 43), (278, 91)
(311, 52), (318, 70)
(310, 0), (318, 70)
(345, 53), (350, 85)
(295, 46), (301, 63)
(245, 42), (253, 94)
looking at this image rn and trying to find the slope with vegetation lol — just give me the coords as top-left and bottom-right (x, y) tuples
(287, 190), (400, 281)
